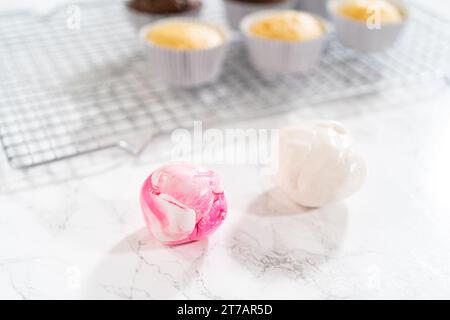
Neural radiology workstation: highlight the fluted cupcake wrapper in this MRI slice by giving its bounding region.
[328,0,407,52]
[240,10,328,74]
[243,36,326,74]
[145,45,229,87]
[224,0,298,30]
[139,20,230,87]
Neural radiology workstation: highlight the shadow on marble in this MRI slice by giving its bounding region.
[84,227,209,299]
[228,193,348,281]
[247,187,314,217]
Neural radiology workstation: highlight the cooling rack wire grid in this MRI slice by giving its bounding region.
[0,0,449,169]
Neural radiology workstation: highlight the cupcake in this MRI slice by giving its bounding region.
[240,10,328,73]
[328,0,407,52]
[126,0,203,29]
[140,18,230,87]
[297,0,329,18]
[224,0,298,29]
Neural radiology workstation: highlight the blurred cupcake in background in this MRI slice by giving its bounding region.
[241,10,328,73]
[224,0,298,29]
[140,18,230,87]
[126,0,203,29]
[328,0,407,52]
[297,0,329,18]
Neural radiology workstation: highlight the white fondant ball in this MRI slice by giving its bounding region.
[275,121,367,207]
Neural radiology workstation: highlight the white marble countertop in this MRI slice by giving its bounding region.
[1,0,450,300]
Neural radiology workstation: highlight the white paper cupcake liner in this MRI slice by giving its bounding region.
[297,0,328,18]
[224,0,298,29]
[328,0,407,52]
[139,19,230,87]
[126,5,202,30]
[240,10,328,74]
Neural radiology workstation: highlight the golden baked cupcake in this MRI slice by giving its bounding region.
[249,11,324,42]
[140,19,230,86]
[328,0,407,52]
[337,0,402,23]
[147,21,224,50]
[241,10,328,73]
[224,0,297,29]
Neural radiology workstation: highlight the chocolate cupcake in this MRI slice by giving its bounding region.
[128,0,202,14]
[126,0,203,29]
[224,0,298,29]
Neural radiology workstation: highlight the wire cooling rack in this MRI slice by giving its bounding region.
[0,0,449,169]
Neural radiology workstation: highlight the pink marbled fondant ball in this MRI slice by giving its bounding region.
[140,163,227,245]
